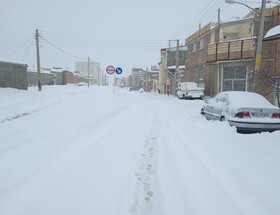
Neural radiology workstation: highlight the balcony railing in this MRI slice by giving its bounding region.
[207,38,256,63]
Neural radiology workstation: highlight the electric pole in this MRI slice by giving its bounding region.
[216,8,221,43]
[88,56,90,87]
[35,29,42,91]
[254,0,266,92]
[175,39,180,96]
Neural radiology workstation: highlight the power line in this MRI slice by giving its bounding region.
[40,36,87,60]
[40,30,168,51]
[178,1,225,41]
[172,0,224,41]
[41,30,167,44]
[4,37,34,58]
[22,39,34,61]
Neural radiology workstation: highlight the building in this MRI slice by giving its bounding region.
[75,61,102,85]
[131,67,146,89]
[183,5,280,105]
[27,67,62,86]
[158,45,187,95]
[142,71,159,92]
[0,60,28,90]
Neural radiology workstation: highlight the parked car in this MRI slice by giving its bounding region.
[177,82,204,99]
[201,91,280,133]
[77,82,88,86]
[128,87,137,92]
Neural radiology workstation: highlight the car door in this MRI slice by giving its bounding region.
[203,95,221,120]
[217,94,230,119]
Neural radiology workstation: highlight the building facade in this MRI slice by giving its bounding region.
[183,6,280,105]
[75,61,102,85]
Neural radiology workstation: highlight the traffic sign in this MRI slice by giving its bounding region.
[116,67,123,75]
[106,65,115,75]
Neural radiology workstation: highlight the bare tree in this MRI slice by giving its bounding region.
[259,70,280,107]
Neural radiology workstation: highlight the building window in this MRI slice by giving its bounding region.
[198,66,205,80]
[199,38,204,50]
[192,42,197,53]
[223,66,246,91]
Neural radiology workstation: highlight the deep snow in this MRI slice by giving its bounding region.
[0,85,279,215]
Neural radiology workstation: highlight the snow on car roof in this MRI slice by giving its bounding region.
[223,91,277,109]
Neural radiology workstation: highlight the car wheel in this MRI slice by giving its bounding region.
[220,116,225,121]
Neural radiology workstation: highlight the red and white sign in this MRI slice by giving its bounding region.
[106,65,115,75]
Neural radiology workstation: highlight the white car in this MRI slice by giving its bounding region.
[177,82,204,99]
[77,82,88,86]
[201,91,280,133]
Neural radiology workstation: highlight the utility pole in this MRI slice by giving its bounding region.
[175,39,180,96]
[216,8,221,43]
[35,29,42,91]
[254,0,266,92]
[146,68,148,92]
[98,66,100,86]
[88,56,90,87]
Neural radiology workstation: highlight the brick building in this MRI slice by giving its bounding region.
[62,70,89,85]
[184,5,280,105]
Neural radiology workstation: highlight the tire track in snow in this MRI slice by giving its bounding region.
[0,97,131,215]
[158,112,247,215]
[0,88,93,124]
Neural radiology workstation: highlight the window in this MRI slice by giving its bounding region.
[192,42,197,53]
[199,38,204,50]
[198,66,205,80]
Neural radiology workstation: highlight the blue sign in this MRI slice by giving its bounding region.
[116,67,123,75]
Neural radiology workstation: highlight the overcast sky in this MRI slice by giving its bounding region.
[0,0,270,76]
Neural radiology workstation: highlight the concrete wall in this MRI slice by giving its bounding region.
[0,61,28,90]
[27,71,55,86]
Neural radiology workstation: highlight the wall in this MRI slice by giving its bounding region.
[184,25,212,93]
[0,61,27,90]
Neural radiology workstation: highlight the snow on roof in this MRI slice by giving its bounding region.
[0,59,27,65]
[51,68,64,73]
[264,25,280,40]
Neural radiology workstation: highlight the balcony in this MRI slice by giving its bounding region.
[207,38,256,63]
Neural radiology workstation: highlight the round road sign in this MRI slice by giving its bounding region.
[106,65,115,75]
[116,67,123,75]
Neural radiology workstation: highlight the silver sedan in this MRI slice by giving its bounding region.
[201,91,280,133]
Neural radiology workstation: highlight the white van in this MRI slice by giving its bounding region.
[177,82,204,99]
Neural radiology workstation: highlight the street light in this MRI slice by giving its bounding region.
[225,0,266,92]
[225,0,261,13]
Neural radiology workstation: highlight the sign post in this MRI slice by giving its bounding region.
[106,66,123,93]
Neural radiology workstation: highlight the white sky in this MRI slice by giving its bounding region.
[0,0,271,76]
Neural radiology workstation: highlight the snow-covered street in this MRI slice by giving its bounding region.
[0,86,279,215]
